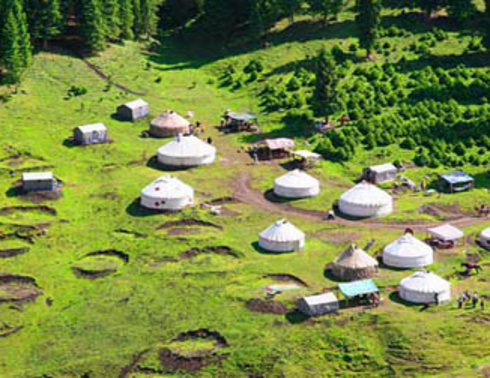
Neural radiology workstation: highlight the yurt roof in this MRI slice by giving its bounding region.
[124,99,148,110]
[141,176,193,199]
[77,123,107,133]
[340,182,392,207]
[481,227,490,239]
[158,135,216,158]
[384,233,433,258]
[259,219,305,242]
[274,170,319,189]
[151,111,190,129]
[334,244,378,270]
[400,271,450,293]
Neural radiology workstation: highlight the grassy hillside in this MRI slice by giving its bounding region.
[0,6,489,378]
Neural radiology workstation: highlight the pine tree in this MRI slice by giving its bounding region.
[356,0,381,59]
[119,0,134,39]
[26,0,63,48]
[312,48,339,117]
[485,0,490,50]
[79,0,106,52]
[103,0,121,40]
[136,0,161,38]
[307,0,344,23]
[0,0,32,82]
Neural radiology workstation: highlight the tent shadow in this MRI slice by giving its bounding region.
[285,309,310,324]
[388,292,424,309]
[62,138,79,149]
[323,267,346,283]
[146,156,195,172]
[264,189,296,204]
[126,198,166,218]
[251,241,296,255]
[5,186,22,198]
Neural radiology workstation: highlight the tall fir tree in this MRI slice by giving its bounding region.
[485,0,490,49]
[355,0,381,59]
[307,0,344,23]
[312,48,338,117]
[103,0,121,40]
[139,0,161,37]
[79,0,106,52]
[26,0,63,48]
[119,0,134,39]
[12,0,32,68]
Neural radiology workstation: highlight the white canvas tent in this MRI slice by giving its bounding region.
[383,232,434,269]
[140,176,194,211]
[157,134,216,167]
[399,270,451,304]
[297,293,339,316]
[273,170,320,199]
[427,224,464,242]
[338,182,393,218]
[117,99,150,121]
[479,228,490,249]
[258,219,305,252]
[363,163,398,184]
[73,123,108,145]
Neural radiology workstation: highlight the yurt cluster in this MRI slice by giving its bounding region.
[20,98,489,320]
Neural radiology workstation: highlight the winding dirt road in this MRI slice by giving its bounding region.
[233,172,488,231]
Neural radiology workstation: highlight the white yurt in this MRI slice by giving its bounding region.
[273,170,320,199]
[140,176,194,211]
[383,232,434,269]
[258,219,305,253]
[157,135,216,167]
[338,182,393,218]
[399,271,451,304]
[478,228,490,249]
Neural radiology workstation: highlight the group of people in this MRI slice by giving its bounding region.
[457,291,485,310]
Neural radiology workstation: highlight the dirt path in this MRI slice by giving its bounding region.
[81,58,146,96]
[233,172,488,231]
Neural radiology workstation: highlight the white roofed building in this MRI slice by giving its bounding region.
[73,123,108,145]
[383,232,434,269]
[140,176,194,211]
[297,293,339,316]
[258,219,305,253]
[22,172,57,192]
[157,134,216,167]
[338,182,393,218]
[363,163,398,184]
[117,99,150,121]
[274,170,320,199]
[399,270,451,304]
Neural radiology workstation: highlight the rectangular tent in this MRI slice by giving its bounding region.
[74,123,108,145]
[363,163,398,184]
[427,224,464,242]
[439,171,474,193]
[22,172,57,192]
[223,111,257,132]
[254,138,295,160]
[297,293,339,316]
[117,99,150,121]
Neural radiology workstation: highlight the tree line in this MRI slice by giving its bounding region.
[0,0,161,83]
[1,0,489,84]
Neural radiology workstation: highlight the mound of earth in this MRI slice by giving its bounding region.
[0,247,29,258]
[180,246,241,260]
[0,274,42,303]
[174,328,229,348]
[206,196,240,206]
[0,205,57,216]
[72,250,129,279]
[246,298,289,315]
[158,219,223,230]
[167,228,202,236]
[159,348,227,373]
[418,203,468,220]
[264,274,309,287]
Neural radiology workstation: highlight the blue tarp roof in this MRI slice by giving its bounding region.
[339,279,379,298]
[440,171,474,185]
[229,112,256,121]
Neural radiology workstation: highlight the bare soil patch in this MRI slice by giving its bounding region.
[159,348,227,373]
[0,205,57,216]
[0,274,42,303]
[205,197,240,206]
[0,247,29,259]
[180,246,242,260]
[418,203,469,220]
[158,219,223,230]
[167,228,201,236]
[264,273,309,287]
[72,250,129,279]
[246,298,289,315]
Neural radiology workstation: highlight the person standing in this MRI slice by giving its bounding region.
[457,296,463,309]
[472,293,479,309]
[481,297,485,311]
